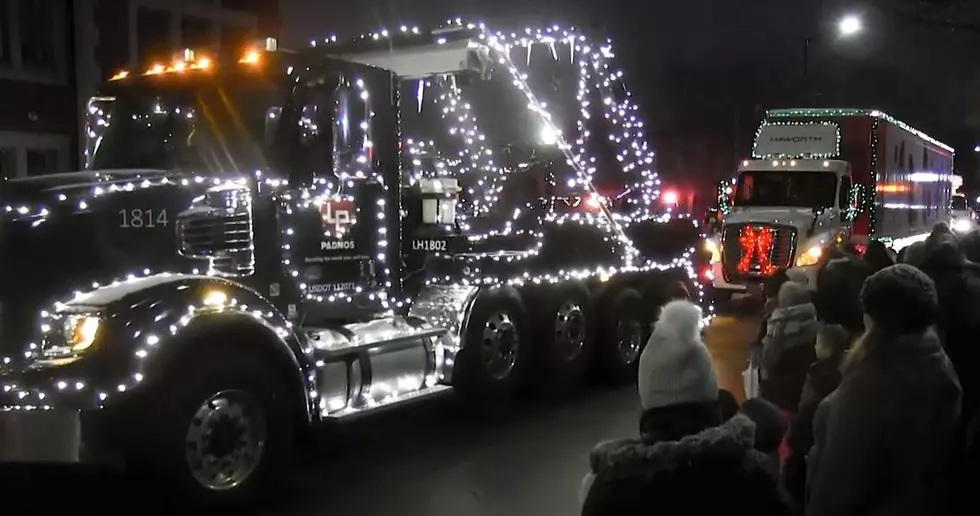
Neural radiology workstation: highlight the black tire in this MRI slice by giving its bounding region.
[527,282,596,395]
[145,348,295,507]
[453,286,530,402]
[640,276,669,333]
[595,287,646,384]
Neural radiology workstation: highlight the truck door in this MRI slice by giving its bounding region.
[280,75,383,306]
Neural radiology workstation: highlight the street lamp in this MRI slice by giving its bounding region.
[838,15,863,37]
[803,14,864,85]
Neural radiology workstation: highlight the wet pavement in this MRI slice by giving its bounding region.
[1,310,759,516]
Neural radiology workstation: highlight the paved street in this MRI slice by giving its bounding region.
[2,310,759,516]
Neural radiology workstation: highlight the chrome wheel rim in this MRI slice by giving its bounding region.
[185,389,267,491]
[616,318,644,365]
[482,311,520,380]
[554,301,586,360]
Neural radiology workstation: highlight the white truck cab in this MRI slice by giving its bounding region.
[949,193,974,234]
[706,158,851,297]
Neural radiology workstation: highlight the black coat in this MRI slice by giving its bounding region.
[784,358,843,514]
[919,250,980,424]
[806,330,961,516]
[814,257,873,335]
[581,414,790,516]
[761,340,817,413]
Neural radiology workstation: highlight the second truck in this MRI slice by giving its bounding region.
[706,108,956,301]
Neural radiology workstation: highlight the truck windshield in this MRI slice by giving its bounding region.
[87,77,283,174]
[734,170,838,209]
[951,196,968,210]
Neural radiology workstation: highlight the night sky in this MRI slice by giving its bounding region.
[279,0,980,196]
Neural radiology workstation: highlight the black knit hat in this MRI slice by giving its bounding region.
[860,263,938,334]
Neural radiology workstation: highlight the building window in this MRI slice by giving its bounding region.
[19,0,56,70]
[25,148,59,176]
[220,24,253,54]
[181,16,213,50]
[0,0,10,65]
[136,7,172,64]
[0,148,16,179]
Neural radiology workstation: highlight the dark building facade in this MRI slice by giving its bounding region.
[0,0,279,180]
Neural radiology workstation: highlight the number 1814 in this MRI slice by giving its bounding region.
[119,209,169,228]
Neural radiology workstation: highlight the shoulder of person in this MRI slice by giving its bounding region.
[588,437,644,474]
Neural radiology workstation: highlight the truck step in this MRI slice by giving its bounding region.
[304,318,450,360]
[324,384,453,421]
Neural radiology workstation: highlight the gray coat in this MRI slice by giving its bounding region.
[761,302,818,378]
[806,329,961,516]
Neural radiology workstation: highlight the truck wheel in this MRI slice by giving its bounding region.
[528,282,595,394]
[595,287,646,384]
[454,287,530,402]
[151,349,295,506]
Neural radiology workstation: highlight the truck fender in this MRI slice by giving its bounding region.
[60,274,313,422]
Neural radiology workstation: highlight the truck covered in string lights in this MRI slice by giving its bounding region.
[705,108,954,300]
[0,22,701,504]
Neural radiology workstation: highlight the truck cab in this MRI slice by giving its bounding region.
[950,194,974,234]
[709,158,851,294]
[0,23,697,505]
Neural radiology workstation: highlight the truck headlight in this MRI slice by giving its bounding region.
[703,238,722,263]
[66,315,102,353]
[952,218,973,233]
[795,246,823,267]
[41,314,102,359]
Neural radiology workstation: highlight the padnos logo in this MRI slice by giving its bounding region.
[320,199,355,233]
[321,240,355,251]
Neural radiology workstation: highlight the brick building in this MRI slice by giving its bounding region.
[0,0,279,180]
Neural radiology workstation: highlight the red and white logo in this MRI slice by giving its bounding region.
[320,199,355,233]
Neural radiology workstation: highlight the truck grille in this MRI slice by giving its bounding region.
[177,185,255,276]
[721,223,797,281]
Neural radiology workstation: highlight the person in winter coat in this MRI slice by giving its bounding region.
[581,299,790,516]
[739,397,789,472]
[916,224,980,423]
[760,281,818,412]
[958,227,980,264]
[784,323,850,514]
[813,248,871,335]
[806,264,962,516]
[899,239,927,267]
[863,239,894,272]
[749,270,791,364]
[954,413,980,516]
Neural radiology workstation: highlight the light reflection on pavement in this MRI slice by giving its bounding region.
[704,309,762,404]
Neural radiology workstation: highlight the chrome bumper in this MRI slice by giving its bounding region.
[0,408,112,464]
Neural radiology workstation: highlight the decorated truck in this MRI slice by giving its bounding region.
[706,108,955,300]
[0,22,700,504]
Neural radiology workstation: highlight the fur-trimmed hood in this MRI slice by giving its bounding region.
[588,414,758,477]
[579,414,790,514]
